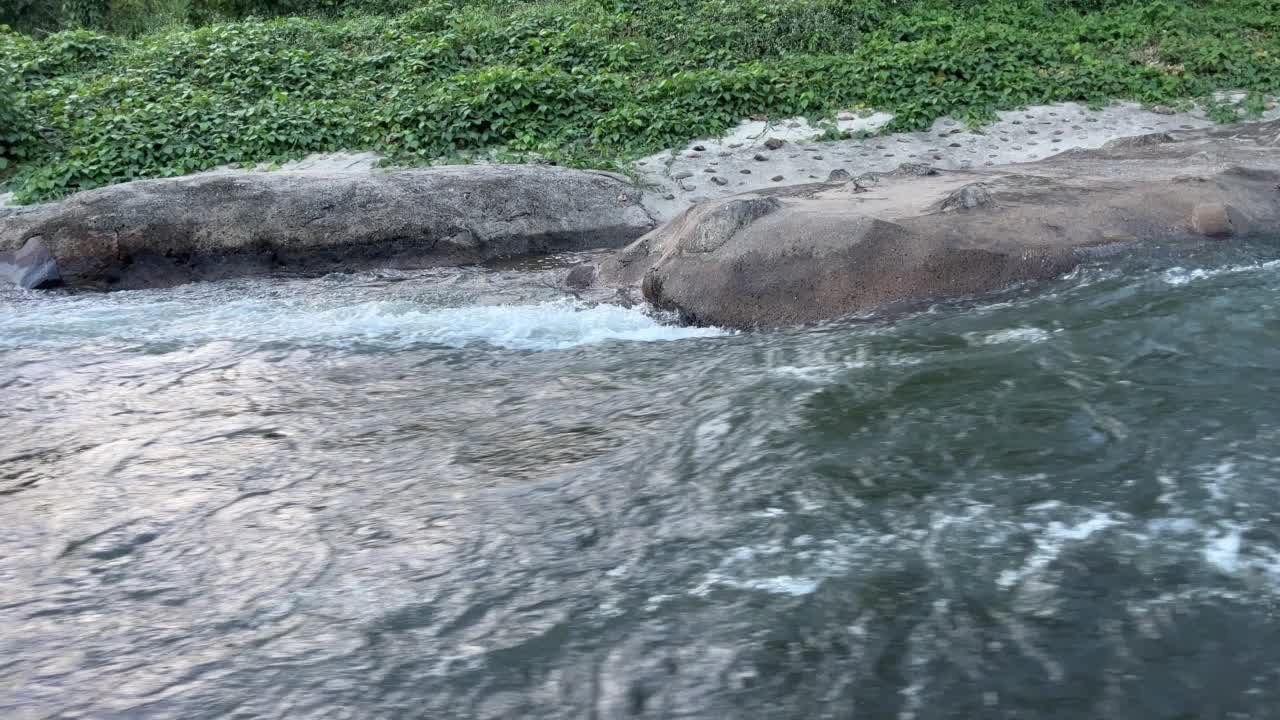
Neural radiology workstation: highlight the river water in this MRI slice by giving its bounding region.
[2,244,1280,719]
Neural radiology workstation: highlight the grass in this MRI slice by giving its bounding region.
[2,0,1279,202]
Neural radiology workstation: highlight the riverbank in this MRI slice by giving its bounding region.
[3,0,1280,203]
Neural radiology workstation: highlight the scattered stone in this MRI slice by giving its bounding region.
[948,143,963,148]
[753,153,769,161]
[1053,130,1065,135]
[897,163,937,176]
[703,168,716,173]
[729,143,743,148]
[1102,132,1174,149]
[786,122,801,129]
[1151,105,1176,115]
[563,262,597,289]
[764,137,786,150]
[663,193,676,200]
[693,145,707,151]
[812,155,824,160]
[827,169,853,182]
[1027,130,1038,135]
[771,175,784,182]
[673,170,694,179]
[942,183,993,210]
[739,169,752,174]
[711,176,729,186]
[1191,202,1234,237]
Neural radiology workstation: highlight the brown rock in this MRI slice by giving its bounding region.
[1191,203,1234,237]
[586,120,1280,328]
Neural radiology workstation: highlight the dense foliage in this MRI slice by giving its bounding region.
[2,0,1278,201]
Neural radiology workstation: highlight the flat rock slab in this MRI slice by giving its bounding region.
[635,100,1280,222]
[584,120,1280,328]
[0,165,655,289]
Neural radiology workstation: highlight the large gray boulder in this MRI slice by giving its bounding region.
[582,120,1280,328]
[0,164,655,289]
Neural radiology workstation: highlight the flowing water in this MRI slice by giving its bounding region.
[3,244,1280,719]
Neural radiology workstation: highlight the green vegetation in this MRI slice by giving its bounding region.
[2,0,1278,202]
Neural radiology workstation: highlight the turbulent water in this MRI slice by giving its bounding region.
[3,244,1280,719]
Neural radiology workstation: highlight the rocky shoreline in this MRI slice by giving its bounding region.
[3,116,1279,329]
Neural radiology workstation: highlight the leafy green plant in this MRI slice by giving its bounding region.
[1,0,1278,202]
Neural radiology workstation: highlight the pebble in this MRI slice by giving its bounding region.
[673,170,693,179]
[764,137,786,150]
[711,176,728,186]
[813,155,824,160]
[739,169,752,174]
[703,168,716,173]
[693,145,706,151]
[948,143,962,148]
[754,153,769,161]
[771,175,784,182]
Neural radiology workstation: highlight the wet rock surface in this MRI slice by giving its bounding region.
[0,237,61,289]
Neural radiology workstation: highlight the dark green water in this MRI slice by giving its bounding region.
[2,244,1279,719]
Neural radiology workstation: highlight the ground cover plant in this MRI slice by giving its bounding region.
[2,0,1278,202]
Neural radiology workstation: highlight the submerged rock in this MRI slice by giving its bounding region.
[583,120,1280,328]
[0,165,654,289]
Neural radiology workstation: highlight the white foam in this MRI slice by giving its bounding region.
[971,327,1052,346]
[998,512,1120,589]
[1161,260,1279,286]
[1205,526,1244,574]
[0,297,726,352]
